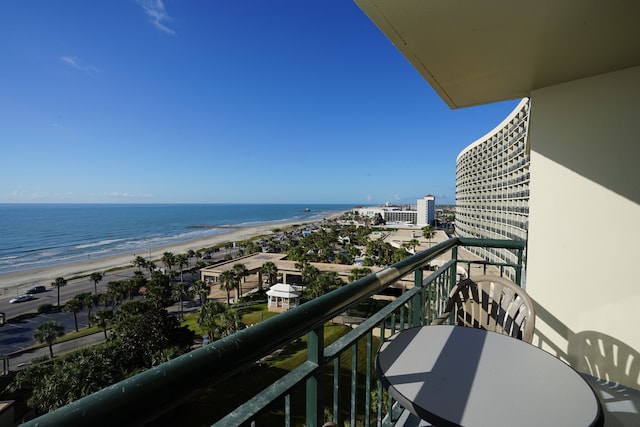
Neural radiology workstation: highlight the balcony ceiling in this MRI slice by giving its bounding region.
[355,0,640,108]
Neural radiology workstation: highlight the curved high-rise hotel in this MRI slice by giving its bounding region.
[455,98,530,278]
[353,0,639,394]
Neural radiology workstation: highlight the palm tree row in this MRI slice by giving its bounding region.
[13,297,196,415]
[63,292,101,332]
[48,266,203,344]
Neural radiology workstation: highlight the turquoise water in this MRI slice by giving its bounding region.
[0,203,352,274]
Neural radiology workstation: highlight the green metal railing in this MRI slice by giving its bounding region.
[22,237,525,427]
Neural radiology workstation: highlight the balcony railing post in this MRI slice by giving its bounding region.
[306,325,324,427]
[516,246,524,286]
[410,268,423,327]
[451,245,459,293]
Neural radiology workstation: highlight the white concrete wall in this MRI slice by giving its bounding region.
[526,66,640,388]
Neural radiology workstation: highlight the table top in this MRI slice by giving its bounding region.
[376,325,602,427]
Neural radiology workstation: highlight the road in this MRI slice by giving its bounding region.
[0,271,113,359]
[0,251,233,369]
[1,266,137,317]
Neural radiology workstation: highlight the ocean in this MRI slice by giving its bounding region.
[0,203,353,275]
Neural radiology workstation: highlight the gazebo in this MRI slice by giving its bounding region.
[266,283,301,312]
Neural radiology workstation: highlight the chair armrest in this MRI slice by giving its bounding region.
[430,311,451,325]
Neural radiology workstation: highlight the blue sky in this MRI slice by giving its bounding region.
[1,1,519,206]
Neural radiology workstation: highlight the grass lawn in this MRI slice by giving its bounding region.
[161,304,381,426]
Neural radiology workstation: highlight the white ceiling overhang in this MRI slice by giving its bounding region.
[355,0,640,108]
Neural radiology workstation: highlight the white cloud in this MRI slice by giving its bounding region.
[137,0,175,35]
[60,56,98,74]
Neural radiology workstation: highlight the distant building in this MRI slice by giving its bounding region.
[416,195,435,227]
[353,195,435,227]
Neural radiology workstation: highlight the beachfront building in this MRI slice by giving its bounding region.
[353,205,415,225]
[355,0,640,397]
[200,252,396,295]
[354,195,435,226]
[455,98,531,280]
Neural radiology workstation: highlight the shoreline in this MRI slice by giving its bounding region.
[0,217,324,293]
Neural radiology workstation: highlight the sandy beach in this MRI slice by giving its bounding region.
[0,218,321,294]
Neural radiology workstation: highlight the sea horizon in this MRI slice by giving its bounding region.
[0,203,356,275]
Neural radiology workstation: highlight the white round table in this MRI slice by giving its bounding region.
[376,325,602,427]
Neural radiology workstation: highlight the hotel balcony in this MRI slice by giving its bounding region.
[20,237,640,426]
[20,1,640,425]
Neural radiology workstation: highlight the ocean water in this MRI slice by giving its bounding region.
[0,203,352,275]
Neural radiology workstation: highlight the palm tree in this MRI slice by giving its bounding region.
[407,238,420,253]
[236,240,247,257]
[132,255,147,273]
[219,270,237,306]
[161,252,175,273]
[392,247,410,263]
[422,225,435,246]
[144,271,173,308]
[121,279,138,301]
[187,249,196,268]
[287,244,305,262]
[191,280,210,305]
[303,272,342,300]
[245,241,260,255]
[171,282,193,320]
[260,261,279,290]
[129,271,146,299]
[90,272,103,294]
[215,311,245,338]
[92,308,115,339]
[349,267,372,283]
[106,280,127,308]
[78,292,101,327]
[175,254,188,283]
[232,263,249,300]
[146,260,157,276]
[197,301,227,341]
[296,260,319,285]
[63,297,84,332]
[51,277,67,306]
[365,238,382,261]
[33,321,64,359]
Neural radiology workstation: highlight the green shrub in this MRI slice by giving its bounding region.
[37,304,54,314]
[239,290,267,303]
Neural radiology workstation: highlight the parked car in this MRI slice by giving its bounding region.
[9,294,35,304]
[26,285,46,294]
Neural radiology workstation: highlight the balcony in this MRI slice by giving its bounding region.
[21,237,639,426]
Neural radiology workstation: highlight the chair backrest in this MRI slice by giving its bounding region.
[446,275,536,343]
